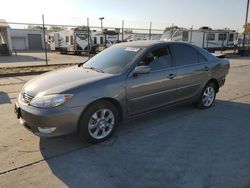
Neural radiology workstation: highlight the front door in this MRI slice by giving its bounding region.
[126,46,177,115]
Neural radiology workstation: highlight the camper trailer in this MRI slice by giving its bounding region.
[48,28,96,55]
[161,27,238,52]
[47,32,59,51]
[127,33,162,41]
[92,29,120,51]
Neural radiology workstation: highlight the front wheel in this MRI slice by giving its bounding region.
[78,101,119,144]
[195,82,216,109]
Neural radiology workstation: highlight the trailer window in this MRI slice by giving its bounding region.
[182,31,189,41]
[218,34,227,41]
[206,33,215,41]
[229,33,234,42]
[94,37,97,44]
[100,37,103,45]
[65,36,69,43]
[70,35,73,45]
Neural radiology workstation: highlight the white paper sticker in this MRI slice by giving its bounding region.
[125,47,140,52]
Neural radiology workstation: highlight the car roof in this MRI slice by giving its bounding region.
[113,40,217,61]
[113,40,167,48]
[113,40,198,48]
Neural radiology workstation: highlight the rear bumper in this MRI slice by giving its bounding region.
[218,78,226,88]
[15,102,84,137]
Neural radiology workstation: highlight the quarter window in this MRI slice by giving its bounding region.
[172,44,199,66]
[139,47,172,71]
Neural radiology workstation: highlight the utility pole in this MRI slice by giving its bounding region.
[87,17,90,59]
[243,0,250,49]
[99,17,104,30]
[171,23,174,40]
[149,21,152,40]
[42,14,48,65]
[122,20,124,42]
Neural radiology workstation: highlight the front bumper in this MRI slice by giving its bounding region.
[15,102,84,137]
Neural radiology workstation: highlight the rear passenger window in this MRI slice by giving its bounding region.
[139,47,172,71]
[172,44,198,66]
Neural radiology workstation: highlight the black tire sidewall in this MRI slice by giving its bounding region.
[79,101,119,143]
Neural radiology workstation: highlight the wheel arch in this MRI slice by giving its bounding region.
[208,78,219,92]
[77,97,124,132]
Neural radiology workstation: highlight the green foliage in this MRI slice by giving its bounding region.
[243,23,250,34]
[27,25,44,29]
[49,26,65,31]
[164,25,185,33]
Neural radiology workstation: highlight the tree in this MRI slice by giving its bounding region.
[223,27,230,30]
[164,25,185,33]
[123,29,133,34]
[27,25,44,30]
[243,23,250,34]
[76,25,89,30]
[49,26,65,31]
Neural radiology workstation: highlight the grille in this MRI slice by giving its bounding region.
[22,92,34,104]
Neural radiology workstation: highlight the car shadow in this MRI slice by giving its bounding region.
[0,54,47,63]
[0,91,11,104]
[39,99,250,187]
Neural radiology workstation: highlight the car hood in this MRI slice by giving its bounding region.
[23,66,113,96]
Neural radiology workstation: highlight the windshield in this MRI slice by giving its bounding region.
[82,47,140,74]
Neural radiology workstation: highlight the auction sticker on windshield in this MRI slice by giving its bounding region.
[125,47,140,52]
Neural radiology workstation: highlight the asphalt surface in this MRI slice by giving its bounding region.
[0,51,88,68]
[0,57,250,188]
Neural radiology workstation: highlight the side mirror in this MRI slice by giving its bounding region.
[133,66,151,75]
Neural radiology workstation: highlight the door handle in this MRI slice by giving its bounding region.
[203,66,209,71]
[167,73,176,79]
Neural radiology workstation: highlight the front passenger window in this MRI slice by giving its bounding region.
[139,47,172,71]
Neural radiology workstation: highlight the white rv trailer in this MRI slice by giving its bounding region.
[93,29,120,46]
[161,27,238,52]
[126,33,162,41]
[47,32,59,51]
[48,28,96,54]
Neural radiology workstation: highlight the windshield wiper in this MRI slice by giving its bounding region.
[82,66,104,73]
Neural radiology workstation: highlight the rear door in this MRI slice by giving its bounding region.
[126,45,177,115]
[171,43,210,102]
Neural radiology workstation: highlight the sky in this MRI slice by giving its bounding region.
[0,0,248,32]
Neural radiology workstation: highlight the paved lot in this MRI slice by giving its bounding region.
[0,57,250,188]
[0,51,88,68]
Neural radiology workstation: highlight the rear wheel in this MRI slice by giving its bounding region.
[78,101,119,143]
[195,82,216,109]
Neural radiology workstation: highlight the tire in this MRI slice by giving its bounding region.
[195,82,217,109]
[78,101,119,144]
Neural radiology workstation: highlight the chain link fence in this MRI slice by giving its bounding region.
[0,16,249,65]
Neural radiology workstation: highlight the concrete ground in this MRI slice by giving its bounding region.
[0,51,88,68]
[0,57,250,188]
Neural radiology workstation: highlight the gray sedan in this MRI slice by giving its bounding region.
[15,41,229,143]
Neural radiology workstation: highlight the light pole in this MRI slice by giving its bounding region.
[99,17,104,29]
[243,0,250,49]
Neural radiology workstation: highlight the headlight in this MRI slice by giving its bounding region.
[30,94,73,108]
